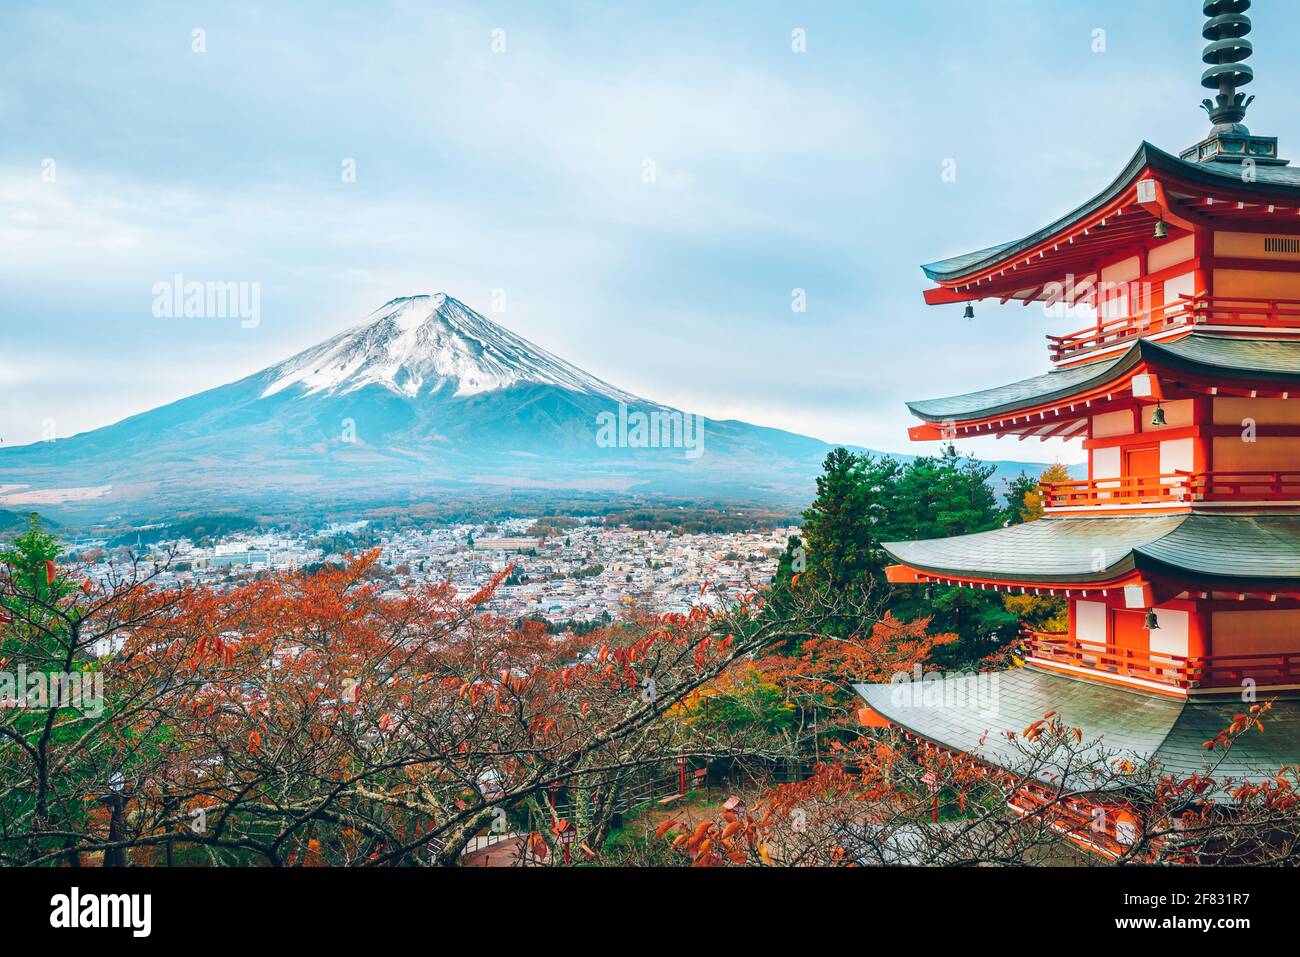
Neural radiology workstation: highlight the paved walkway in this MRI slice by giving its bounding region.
[460,833,528,867]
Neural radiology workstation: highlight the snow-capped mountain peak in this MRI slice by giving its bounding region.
[261,294,638,402]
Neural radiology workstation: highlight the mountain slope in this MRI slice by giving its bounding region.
[0,295,1070,519]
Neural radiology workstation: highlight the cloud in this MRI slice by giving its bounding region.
[2,0,1295,468]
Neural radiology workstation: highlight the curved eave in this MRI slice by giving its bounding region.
[854,669,1182,792]
[883,514,1300,589]
[1140,335,1300,383]
[905,343,1139,424]
[906,334,1300,428]
[1131,514,1300,584]
[884,557,1140,589]
[881,515,1181,586]
[921,141,1160,283]
[921,141,1300,289]
[855,670,1300,796]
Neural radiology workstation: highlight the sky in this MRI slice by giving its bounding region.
[3,0,1299,464]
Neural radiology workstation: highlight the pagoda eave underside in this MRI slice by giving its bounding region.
[905,333,1300,439]
[886,562,1300,603]
[922,142,1300,304]
[882,513,1300,599]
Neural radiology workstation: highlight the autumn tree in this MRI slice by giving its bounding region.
[646,702,1299,867]
[0,527,851,867]
[1001,463,1072,635]
[0,515,188,866]
[1018,462,1073,523]
[1002,472,1037,526]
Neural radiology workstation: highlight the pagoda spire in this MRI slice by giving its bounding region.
[1199,0,1255,129]
[1181,0,1285,165]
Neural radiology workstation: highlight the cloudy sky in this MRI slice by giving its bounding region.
[3,0,1298,464]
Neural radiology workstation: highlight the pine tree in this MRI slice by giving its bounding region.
[770,535,805,590]
[886,445,1001,542]
[1002,472,1038,525]
[886,449,1018,667]
[800,449,880,591]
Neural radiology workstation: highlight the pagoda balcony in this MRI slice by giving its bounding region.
[1039,470,1300,510]
[1021,630,1300,692]
[1047,295,1300,364]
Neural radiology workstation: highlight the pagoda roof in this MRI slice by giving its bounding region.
[906,333,1300,424]
[922,141,1300,286]
[883,513,1300,587]
[855,668,1300,796]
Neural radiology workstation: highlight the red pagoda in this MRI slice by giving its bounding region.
[856,0,1300,857]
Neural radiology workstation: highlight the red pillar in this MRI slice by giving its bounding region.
[1193,229,1213,298]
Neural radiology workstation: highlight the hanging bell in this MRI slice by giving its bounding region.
[962,304,975,320]
[1154,219,1168,240]
[1144,609,1160,630]
[1151,402,1167,427]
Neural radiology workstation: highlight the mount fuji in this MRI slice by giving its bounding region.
[0,295,1059,521]
[259,294,640,404]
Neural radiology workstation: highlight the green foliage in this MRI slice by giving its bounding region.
[793,447,1019,666]
[1,513,63,593]
[884,445,1000,542]
[0,515,107,864]
[708,677,796,735]
[516,610,613,636]
[881,447,1018,664]
[800,449,897,592]
[1002,472,1038,526]
[769,535,803,590]
[106,513,256,548]
[681,670,796,737]
[1,514,77,659]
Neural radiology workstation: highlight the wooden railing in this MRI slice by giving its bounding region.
[1021,631,1300,690]
[1021,631,1195,687]
[1047,295,1300,362]
[1040,472,1191,508]
[1040,470,1300,508]
[1186,470,1300,501]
